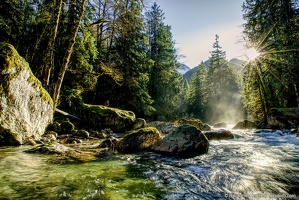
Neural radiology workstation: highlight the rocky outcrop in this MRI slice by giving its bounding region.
[203,129,234,140]
[233,120,256,129]
[117,127,161,153]
[78,104,136,132]
[151,125,209,158]
[0,43,53,145]
[175,118,211,131]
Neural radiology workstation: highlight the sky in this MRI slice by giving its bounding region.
[151,0,249,68]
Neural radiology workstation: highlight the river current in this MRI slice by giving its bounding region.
[0,128,298,200]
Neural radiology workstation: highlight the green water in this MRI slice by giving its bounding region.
[0,146,165,200]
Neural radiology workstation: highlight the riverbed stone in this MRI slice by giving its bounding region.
[116,127,161,153]
[203,129,234,140]
[152,125,209,158]
[0,43,53,145]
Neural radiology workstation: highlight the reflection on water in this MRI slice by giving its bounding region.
[0,129,299,199]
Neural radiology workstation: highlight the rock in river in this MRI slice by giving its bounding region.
[0,43,53,145]
[117,127,161,153]
[203,129,234,140]
[151,125,209,158]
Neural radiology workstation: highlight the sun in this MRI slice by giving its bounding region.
[243,48,260,61]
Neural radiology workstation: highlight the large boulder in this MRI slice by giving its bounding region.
[0,43,53,145]
[78,104,136,132]
[203,129,234,140]
[117,127,161,153]
[152,125,209,158]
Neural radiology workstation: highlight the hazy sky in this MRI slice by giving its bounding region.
[152,0,247,68]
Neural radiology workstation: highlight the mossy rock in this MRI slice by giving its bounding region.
[79,104,136,132]
[60,120,75,134]
[0,43,53,145]
[73,130,89,138]
[175,118,211,131]
[116,127,161,153]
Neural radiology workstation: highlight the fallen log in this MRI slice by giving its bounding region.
[55,108,81,120]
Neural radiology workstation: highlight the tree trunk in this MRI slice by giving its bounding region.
[52,0,87,110]
[42,0,63,88]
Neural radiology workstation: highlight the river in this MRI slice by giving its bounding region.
[0,128,298,199]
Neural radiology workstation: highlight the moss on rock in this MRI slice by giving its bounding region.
[79,104,136,132]
[0,43,53,145]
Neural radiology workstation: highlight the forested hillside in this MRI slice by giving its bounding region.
[0,0,298,124]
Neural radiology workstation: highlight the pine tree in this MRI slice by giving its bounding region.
[145,2,181,120]
[186,63,208,119]
[206,35,242,123]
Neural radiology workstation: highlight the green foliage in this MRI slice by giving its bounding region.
[205,35,243,123]
[186,63,208,119]
[145,2,181,120]
[242,0,299,122]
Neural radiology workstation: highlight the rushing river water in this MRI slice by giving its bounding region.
[0,128,298,200]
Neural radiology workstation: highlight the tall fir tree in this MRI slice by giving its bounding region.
[186,63,208,119]
[145,2,181,120]
[206,35,242,123]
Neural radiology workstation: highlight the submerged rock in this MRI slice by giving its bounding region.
[116,127,161,153]
[203,129,234,140]
[78,104,136,132]
[26,142,97,162]
[152,125,209,158]
[0,43,53,145]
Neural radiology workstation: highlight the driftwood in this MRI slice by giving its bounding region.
[55,108,81,120]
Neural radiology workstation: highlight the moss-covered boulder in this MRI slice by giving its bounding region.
[116,127,161,153]
[78,104,136,132]
[175,118,211,131]
[152,125,209,158]
[0,43,53,145]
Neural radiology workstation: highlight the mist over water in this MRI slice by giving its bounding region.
[207,92,245,124]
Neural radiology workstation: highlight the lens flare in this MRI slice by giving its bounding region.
[243,48,260,61]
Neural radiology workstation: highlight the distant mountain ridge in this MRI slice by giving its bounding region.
[183,58,245,82]
[177,63,191,74]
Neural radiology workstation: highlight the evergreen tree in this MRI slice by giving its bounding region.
[242,0,299,121]
[206,35,242,123]
[145,2,181,120]
[186,63,208,119]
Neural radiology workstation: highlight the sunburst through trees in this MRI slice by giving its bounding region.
[242,0,299,122]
